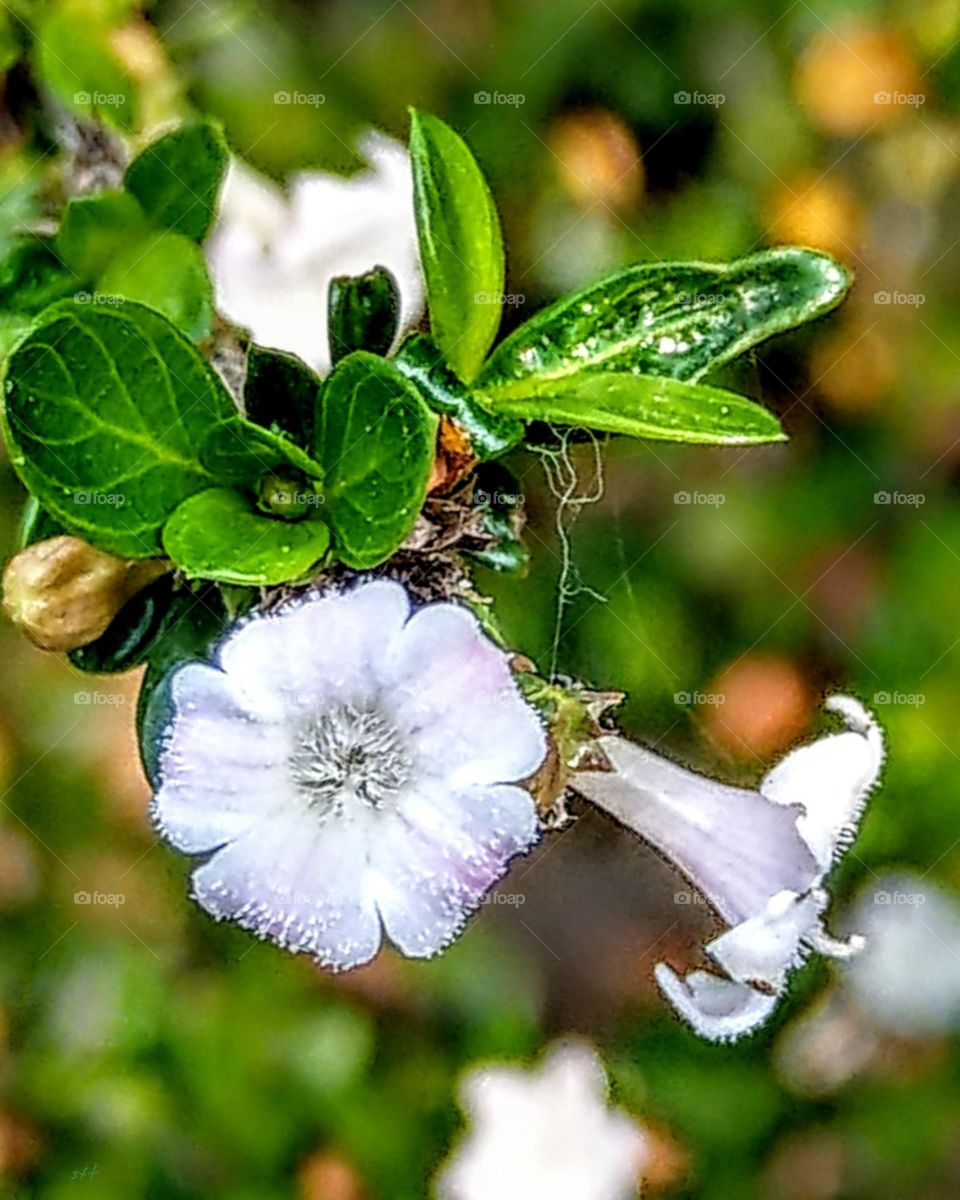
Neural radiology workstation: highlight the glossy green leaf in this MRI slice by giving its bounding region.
[15,496,67,551]
[244,345,321,449]
[477,248,852,399]
[35,6,137,131]
[315,352,438,568]
[483,372,786,445]
[393,334,523,461]
[409,110,505,383]
[200,415,324,486]
[57,192,149,278]
[124,121,229,244]
[162,488,331,585]
[1,300,237,558]
[136,583,231,786]
[328,266,400,365]
[0,237,81,314]
[98,231,213,341]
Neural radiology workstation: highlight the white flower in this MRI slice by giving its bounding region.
[435,1041,648,1200]
[572,696,885,1041]
[151,581,546,970]
[845,873,960,1036]
[206,131,424,374]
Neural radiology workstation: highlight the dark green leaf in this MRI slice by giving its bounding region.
[124,121,229,244]
[477,248,852,399]
[200,416,324,487]
[315,352,438,568]
[57,192,149,278]
[136,583,231,786]
[1,300,238,558]
[409,110,505,383]
[162,488,331,585]
[244,345,321,448]
[0,237,81,314]
[393,334,523,460]
[328,266,400,365]
[483,372,786,445]
[98,232,213,342]
[70,573,180,674]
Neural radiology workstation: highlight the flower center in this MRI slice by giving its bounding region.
[289,703,410,814]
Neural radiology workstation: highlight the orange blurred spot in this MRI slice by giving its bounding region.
[298,1151,366,1200]
[640,1122,690,1193]
[548,109,644,211]
[809,322,898,415]
[0,1111,41,1176]
[795,26,921,138]
[765,172,860,260]
[0,830,39,908]
[704,655,813,760]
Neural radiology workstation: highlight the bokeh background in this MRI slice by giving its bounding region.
[1,0,960,1196]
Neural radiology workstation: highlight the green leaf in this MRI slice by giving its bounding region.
[0,237,81,314]
[409,110,505,384]
[57,192,149,278]
[200,415,324,486]
[35,6,138,131]
[244,345,321,448]
[477,248,852,399]
[1,300,238,558]
[328,266,400,365]
[393,334,523,461]
[70,573,179,674]
[315,352,438,568]
[98,232,213,342]
[162,488,331,585]
[136,583,231,786]
[15,496,67,551]
[483,372,786,446]
[124,121,229,244]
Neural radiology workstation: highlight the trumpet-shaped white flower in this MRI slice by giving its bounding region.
[572,696,884,1041]
[206,132,424,373]
[435,1041,648,1200]
[151,581,545,969]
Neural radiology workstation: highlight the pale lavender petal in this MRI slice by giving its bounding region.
[573,735,817,924]
[371,783,539,958]
[653,964,779,1042]
[761,696,884,870]
[190,813,382,970]
[707,890,822,989]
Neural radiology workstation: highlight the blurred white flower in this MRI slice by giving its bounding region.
[435,1041,648,1200]
[845,872,960,1035]
[573,696,884,1041]
[206,132,424,373]
[152,581,545,969]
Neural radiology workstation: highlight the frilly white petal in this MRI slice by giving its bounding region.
[707,890,822,989]
[653,964,780,1042]
[761,696,884,871]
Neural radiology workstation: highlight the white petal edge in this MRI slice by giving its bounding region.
[654,964,780,1042]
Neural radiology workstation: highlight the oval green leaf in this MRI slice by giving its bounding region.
[409,110,505,384]
[162,488,331,585]
[328,265,400,365]
[124,121,229,244]
[482,372,786,446]
[477,247,851,399]
[315,352,438,568]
